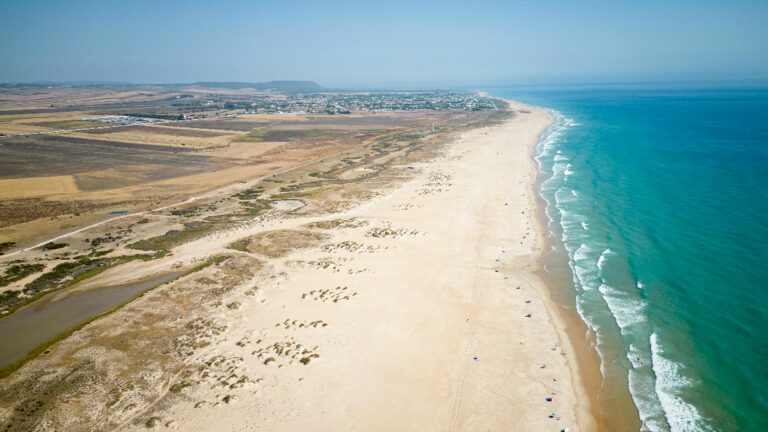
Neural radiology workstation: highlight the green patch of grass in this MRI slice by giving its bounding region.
[88,249,114,257]
[227,238,250,252]
[41,242,68,250]
[234,188,262,200]
[0,242,16,255]
[265,178,285,183]
[106,387,123,408]
[375,133,424,142]
[0,263,45,288]
[270,191,312,200]
[237,199,271,217]
[233,130,267,142]
[22,258,112,298]
[170,208,199,217]
[299,354,319,365]
[127,221,216,252]
[0,288,21,304]
[235,129,352,143]
[145,416,162,428]
[308,172,321,177]
[169,381,192,393]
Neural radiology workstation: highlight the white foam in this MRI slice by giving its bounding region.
[628,368,670,432]
[598,284,648,331]
[597,248,613,271]
[650,333,712,432]
[569,257,600,292]
[552,161,568,177]
[564,163,575,176]
[627,343,649,369]
[555,187,577,205]
[574,243,592,261]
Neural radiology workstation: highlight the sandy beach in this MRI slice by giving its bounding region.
[0,102,595,431]
[162,101,593,430]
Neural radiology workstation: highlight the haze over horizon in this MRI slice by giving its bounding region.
[1,0,767,87]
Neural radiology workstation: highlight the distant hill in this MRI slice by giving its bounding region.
[189,81,325,93]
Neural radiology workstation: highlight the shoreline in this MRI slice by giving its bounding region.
[527,104,641,431]
[512,101,601,431]
[526,105,604,431]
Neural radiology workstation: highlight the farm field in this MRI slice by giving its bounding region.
[0,85,501,247]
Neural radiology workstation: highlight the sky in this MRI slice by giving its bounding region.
[1,0,767,88]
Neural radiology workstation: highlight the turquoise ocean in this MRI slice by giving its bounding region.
[486,86,768,431]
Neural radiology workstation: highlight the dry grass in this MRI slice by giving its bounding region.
[229,230,330,258]
[0,176,78,199]
[63,128,239,149]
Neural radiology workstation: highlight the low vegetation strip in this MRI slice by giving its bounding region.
[127,221,218,253]
[0,253,154,318]
[0,264,45,288]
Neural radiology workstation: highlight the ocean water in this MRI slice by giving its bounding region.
[486,86,768,431]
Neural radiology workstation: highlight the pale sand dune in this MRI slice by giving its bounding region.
[155,102,594,431]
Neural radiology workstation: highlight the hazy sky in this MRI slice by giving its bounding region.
[1,0,767,87]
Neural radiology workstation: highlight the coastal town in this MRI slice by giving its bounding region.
[192,91,500,115]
